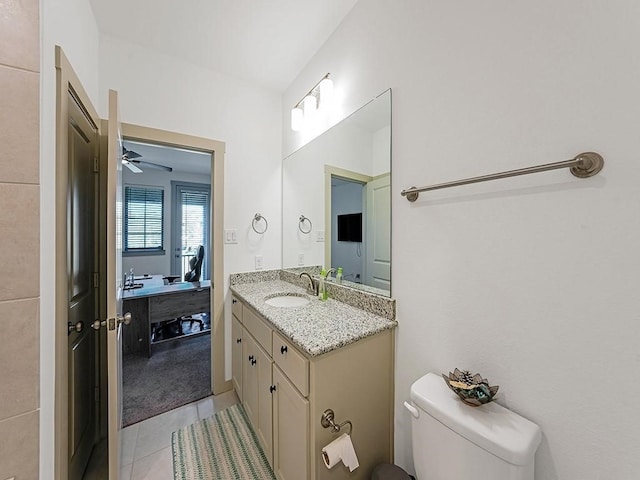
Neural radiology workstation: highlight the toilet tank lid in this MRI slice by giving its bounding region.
[410,373,541,466]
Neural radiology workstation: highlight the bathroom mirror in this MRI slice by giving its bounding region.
[282,89,391,296]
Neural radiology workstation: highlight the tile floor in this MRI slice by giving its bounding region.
[83,390,240,480]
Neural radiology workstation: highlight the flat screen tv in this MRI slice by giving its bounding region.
[337,213,362,242]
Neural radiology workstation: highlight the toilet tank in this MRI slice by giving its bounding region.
[407,373,541,480]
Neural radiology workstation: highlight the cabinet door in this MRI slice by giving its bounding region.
[242,333,259,426]
[231,295,243,320]
[273,365,309,480]
[232,315,243,401]
[256,344,273,466]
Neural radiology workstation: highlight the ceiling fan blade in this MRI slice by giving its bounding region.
[131,159,173,172]
[122,160,143,173]
[122,146,142,160]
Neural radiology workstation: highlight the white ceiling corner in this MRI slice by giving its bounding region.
[88,0,358,91]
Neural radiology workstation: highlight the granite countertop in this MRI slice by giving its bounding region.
[230,279,397,357]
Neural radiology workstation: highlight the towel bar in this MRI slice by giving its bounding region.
[401,151,604,202]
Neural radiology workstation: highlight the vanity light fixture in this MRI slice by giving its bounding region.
[290,73,333,131]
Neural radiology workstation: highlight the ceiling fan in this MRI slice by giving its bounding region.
[122,146,173,173]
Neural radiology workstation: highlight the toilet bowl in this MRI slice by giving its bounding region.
[404,373,541,480]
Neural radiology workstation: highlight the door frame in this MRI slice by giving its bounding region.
[121,123,229,397]
[54,46,103,480]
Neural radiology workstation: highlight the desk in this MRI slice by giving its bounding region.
[123,279,211,357]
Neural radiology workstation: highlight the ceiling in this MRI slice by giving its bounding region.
[88,0,358,92]
[123,140,211,175]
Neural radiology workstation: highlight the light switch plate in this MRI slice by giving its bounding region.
[316,230,325,242]
[255,255,263,270]
[224,229,238,244]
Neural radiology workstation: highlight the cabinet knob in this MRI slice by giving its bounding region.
[251,358,257,366]
[248,355,254,362]
[236,338,242,343]
[280,345,288,355]
[269,385,276,393]
[232,299,237,304]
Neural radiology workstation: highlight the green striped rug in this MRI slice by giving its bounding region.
[172,404,276,480]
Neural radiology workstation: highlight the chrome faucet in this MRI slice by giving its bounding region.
[299,272,318,295]
[324,268,336,279]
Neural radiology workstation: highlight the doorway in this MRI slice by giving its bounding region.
[331,176,365,283]
[54,46,230,480]
[119,139,213,426]
[118,124,228,399]
[324,165,391,291]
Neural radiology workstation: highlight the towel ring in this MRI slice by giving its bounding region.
[299,215,312,234]
[252,213,268,234]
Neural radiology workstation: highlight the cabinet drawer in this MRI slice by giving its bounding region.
[232,296,243,321]
[243,306,272,356]
[273,332,309,397]
[150,288,210,321]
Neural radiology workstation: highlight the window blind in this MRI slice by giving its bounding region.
[124,186,164,251]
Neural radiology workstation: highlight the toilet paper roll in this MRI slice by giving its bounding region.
[321,433,360,472]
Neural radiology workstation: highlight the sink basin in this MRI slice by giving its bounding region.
[264,294,310,308]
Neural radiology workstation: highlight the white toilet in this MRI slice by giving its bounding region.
[404,372,541,480]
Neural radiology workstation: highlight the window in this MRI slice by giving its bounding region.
[123,185,165,254]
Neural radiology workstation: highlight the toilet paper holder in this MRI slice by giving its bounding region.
[321,408,353,435]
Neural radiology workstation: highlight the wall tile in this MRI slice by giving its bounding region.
[0,66,39,184]
[0,0,39,72]
[0,410,39,480]
[0,298,39,421]
[0,183,39,301]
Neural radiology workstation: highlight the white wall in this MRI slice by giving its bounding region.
[40,0,101,477]
[283,1,640,478]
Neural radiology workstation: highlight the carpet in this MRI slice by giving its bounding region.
[123,333,211,427]
[172,404,276,480]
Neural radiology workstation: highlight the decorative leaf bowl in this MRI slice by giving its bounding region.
[442,369,499,407]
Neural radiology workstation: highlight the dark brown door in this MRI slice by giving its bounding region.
[66,88,98,480]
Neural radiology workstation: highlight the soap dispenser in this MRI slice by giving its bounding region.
[336,267,343,284]
[318,269,327,300]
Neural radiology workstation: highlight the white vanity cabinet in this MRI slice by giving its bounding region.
[232,295,394,480]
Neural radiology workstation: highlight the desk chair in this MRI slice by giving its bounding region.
[154,246,206,341]
[179,245,205,332]
[184,245,204,282]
